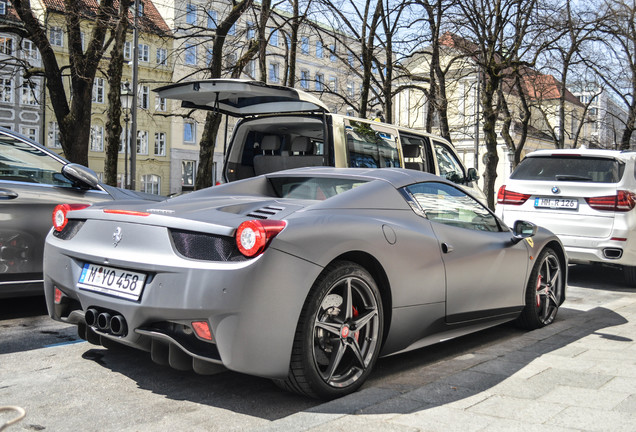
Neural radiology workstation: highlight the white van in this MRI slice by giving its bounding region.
[156,79,484,199]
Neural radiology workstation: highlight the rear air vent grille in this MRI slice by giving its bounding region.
[170,229,246,262]
[246,205,285,220]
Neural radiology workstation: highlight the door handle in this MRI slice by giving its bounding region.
[441,242,454,254]
[0,189,18,200]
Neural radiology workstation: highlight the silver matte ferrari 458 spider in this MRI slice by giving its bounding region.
[44,168,566,399]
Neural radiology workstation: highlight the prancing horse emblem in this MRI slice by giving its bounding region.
[113,227,122,247]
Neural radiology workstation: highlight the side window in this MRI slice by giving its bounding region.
[433,140,465,183]
[402,181,500,232]
[0,135,72,187]
[400,134,429,172]
[346,120,399,168]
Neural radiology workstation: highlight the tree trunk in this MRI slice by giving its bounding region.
[104,0,131,186]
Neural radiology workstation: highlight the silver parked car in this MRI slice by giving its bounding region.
[44,167,566,399]
[0,127,162,298]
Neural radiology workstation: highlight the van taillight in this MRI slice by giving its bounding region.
[497,185,531,205]
[585,191,636,212]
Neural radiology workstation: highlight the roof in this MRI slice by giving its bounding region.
[39,0,171,36]
[439,32,583,107]
[528,148,636,161]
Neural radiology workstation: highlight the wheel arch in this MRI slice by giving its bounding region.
[327,251,393,348]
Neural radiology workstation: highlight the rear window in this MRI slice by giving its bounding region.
[346,120,400,168]
[510,156,625,183]
[269,176,368,200]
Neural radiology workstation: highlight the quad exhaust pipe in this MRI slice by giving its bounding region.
[84,308,127,336]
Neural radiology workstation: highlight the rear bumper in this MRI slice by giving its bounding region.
[44,232,324,379]
[560,234,636,266]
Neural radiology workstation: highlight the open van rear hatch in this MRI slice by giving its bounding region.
[154,79,329,117]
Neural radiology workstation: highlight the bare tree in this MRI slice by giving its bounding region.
[104,0,132,187]
[594,0,636,150]
[454,0,539,209]
[6,0,120,165]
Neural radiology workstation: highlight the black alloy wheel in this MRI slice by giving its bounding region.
[516,247,563,329]
[278,261,383,399]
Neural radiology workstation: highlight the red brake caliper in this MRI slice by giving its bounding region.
[352,306,360,342]
[536,274,543,307]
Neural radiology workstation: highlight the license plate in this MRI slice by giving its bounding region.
[78,263,146,301]
[534,197,579,210]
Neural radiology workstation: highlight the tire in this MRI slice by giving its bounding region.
[277,261,384,400]
[516,247,564,330]
[624,265,636,286]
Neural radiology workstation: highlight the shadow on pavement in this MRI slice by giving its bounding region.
[77,263,631,420]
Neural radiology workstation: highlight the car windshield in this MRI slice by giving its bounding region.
[510,156,625,183]
[268,176,368,200]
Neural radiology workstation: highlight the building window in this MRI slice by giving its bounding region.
[156,47,167,65]
[226,52,237,68]
[246,21,255,40]
[20,126,38,141]
[0,0,6,15]
[0,37,14,55]
[182,160,195,187]
[80,31,85,52]
[0,78,13,103]
[90,125,104,152]
[186,3,197,25]
[184,121,196,143]
[329,44,336,62]
[155,96,166,112]
[207,10,217,29]
[137,0,144,15]
[329,76,337,91]
[245,59,256,78]
[92,78,105,103]
[301,37,309,55]
[185,43,196,65]
[48,122,61,148]
[138,85,149,109]
[206,46,214,66]
[228,22,236,36]
[300,70,309,89]
[314,73,324,91]
[268,62,279,83]
[137,130,148,154]
[154,132,166,156]
[22,40,39,63]
[141,174,161,195]
[20,81,39,105]
[269,29,278,46]
[138,43,149,62]
[315,40,323,58]
[347,81,355,97]
[348,52,355,67]
[124,41,132,60]
[50,27,63,47]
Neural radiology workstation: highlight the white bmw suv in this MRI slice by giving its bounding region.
[496,148,636,284]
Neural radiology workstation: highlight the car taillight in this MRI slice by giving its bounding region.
[103,209,151,216]
[585,190,636,212]
[497,185,531,205]
[52,204,90,232]
[235,220,287,257]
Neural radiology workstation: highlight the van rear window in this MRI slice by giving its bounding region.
[346,121,399,168]
[511,156,624,183]
[269,176,368,200]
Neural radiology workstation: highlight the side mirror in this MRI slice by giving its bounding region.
[466,167,479,183]
[62,163,99,190]
[512,220,537,243]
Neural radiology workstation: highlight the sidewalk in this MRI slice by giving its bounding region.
[260,272,636,432]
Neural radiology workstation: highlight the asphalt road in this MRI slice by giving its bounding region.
[0,264,632,431]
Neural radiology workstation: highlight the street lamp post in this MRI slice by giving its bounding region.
[120,82,134,189]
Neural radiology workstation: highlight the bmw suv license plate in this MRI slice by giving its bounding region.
[534,197,579,210]
[78,263,146,301]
